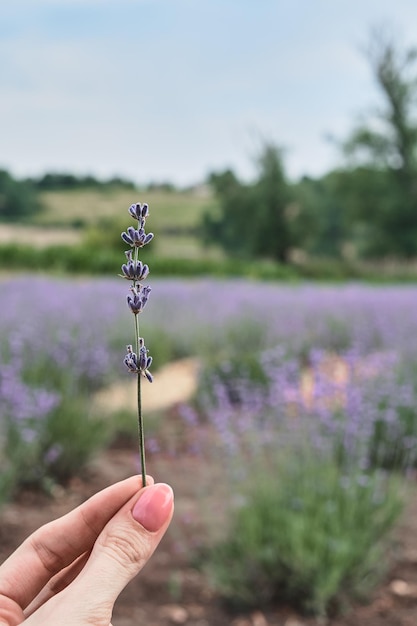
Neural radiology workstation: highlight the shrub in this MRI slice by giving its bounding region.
[186,343,416,616]
[0,277,122,495]
[40,397,109,484]
[208,455,402,616]
[0,353,110,493]
[197,347,417,473]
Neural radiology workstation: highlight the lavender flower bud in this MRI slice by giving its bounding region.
[120,260,150,281]
[140,284,152,304]
[124,344,139,372]
[128,203,149,221]
[124,343,153,381]
[126,292,141,315]
[121,227,154,248]
[139,340,153,382]
[126,285,152,314]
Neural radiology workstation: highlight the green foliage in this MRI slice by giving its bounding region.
[6,240,417,280]
[368,365,417,471]
[83,216,132,253]
[202,169,254,256]
[28,172,136,191]
[0,242,298,279]
[253,144,293,262]
[0,169,41,222]
[202,143,293,262]
[288,32,417,261]
[0,320,112,494]
[340,31,417,257]
[3,396,108,491]
[294,172,361,258]
[41,397,109,484]
[207,455,403,617]
[197,320,271,407]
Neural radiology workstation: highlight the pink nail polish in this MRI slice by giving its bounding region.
[132,483,173,531]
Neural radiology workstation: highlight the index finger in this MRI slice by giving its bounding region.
[0,475,153,610]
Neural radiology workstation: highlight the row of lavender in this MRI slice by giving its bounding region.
[1,276,417,477]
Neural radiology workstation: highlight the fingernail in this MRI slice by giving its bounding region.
[132,483,173,532]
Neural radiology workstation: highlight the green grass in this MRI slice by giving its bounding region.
[152,233,225,259]
[27,187,218,261]
[35,187,213,230]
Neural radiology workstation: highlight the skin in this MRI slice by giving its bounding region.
[0,475,174,626]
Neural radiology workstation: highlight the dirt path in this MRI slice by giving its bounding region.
[94,358,200,414]
[0,224,80,247]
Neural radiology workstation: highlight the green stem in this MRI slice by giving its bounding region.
[137,370,146,487]
[133,247,146,487]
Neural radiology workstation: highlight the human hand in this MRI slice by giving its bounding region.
[0,476,174,625]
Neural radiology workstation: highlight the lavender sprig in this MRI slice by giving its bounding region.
[121,202,154,486]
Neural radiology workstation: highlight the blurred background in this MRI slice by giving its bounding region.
[2,2,417,625]
[1,0,417,274]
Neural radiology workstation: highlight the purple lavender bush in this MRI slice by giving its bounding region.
[0,360,60,497]
[176,285,417,616]
[120,202,154,486]
[195,346,417,473]
[0,277,122,495]
[184,350,408,615]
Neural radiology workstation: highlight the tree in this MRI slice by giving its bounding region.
[293,174,350,258]
[342,29,417,257]
[0,170,40,221]
[202,144,293,262]
[251,144,292,262]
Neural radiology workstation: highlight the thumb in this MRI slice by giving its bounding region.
[52,483,173,625]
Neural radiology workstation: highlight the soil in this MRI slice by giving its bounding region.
[1,360,417,625]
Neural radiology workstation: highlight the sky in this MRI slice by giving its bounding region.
[1,0,417,186]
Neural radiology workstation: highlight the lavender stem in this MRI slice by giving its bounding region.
[134,306,147,486]
[121,202,154,488]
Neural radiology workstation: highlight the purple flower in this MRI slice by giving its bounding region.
[126,285,152,315]
[121,225,154,248]
[128,202,150,221]
[121,253,150,281]
[121,202,154,379]
[45,444,63,464]
[124,343,153,382]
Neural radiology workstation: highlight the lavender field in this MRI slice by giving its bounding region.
[1,275,417,614]
[3,275,417,383]
[1,275,417,459]
[1,275,417,430]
